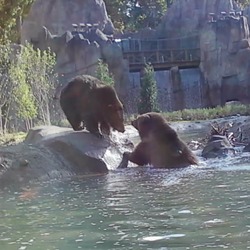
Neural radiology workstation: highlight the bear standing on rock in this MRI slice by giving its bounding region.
[118,112,198,169]
[60,75,125,138]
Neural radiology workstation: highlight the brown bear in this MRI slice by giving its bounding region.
[59,75,125,138]
[118,112,198,168]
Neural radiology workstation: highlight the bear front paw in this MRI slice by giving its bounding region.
[117,153,129,169]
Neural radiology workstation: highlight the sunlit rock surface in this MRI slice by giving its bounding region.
[21,0,114,44]
[0,126,134,187]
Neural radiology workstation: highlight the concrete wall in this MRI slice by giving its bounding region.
[127,67,203,113]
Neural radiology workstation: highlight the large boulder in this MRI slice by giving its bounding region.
[201,135,235,158]
[0,126,133,188]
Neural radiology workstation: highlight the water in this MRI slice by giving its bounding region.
[1,153,250,250]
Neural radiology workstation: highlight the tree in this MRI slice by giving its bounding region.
[0,0,34,43]
[104,0,168,32]
[235,0,250,7]
[0,43,57,132]
[0,43,17,133]
[127,0,167,31]
[10,44,57,129]
[104,0,128,31]
[138,64,159,114]
[96,59,115,86]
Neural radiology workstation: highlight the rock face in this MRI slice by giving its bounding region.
[157,0,239,37]
[200,15,250,107]
[156,0,250,108]
[21,0,130,105]
[21,0,114,44]
[0,126,133,188]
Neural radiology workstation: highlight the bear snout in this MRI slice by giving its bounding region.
[131,120,137,129]
[115,125,125,133]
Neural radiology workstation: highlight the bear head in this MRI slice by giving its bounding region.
[132,112,184,157]
[99,86,125,133]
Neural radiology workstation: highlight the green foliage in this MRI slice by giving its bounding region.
[0,43,57,132]
[138,64,158,114]
[96,59,115,86]
[105,0,169,32]
[0,132,26,145]
[162,104,250,122]
[0,0,34,43]
[10,43,57,125]
[11,69,37,120]
[0,43,15,106]
[236,0,250,8]
[104,0,127,31]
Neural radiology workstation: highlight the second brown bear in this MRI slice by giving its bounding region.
[60,75,125,138]
[118,112,199,168]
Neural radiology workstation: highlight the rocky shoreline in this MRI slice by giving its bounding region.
[0,115,250,188]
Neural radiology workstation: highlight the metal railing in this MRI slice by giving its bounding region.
[123,48,200,66]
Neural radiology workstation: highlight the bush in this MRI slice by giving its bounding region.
[138,64,159,114]
[0,43,58,132]
[95,59,114,86]
[162,104,250,121]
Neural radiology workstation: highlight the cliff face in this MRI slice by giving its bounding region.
[200,15,250,106]
[155,0,250,108]
[21,0,114,44]
[157,0,239,37]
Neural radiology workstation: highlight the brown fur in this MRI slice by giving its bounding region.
[60,75,125,138]
[119,112,198,168]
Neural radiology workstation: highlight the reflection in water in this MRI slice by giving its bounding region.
[1,156,250,249]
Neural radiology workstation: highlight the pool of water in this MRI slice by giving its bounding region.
[1,152,250,250]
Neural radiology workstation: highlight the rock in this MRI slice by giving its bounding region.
[157,0,239,37]
[200,14,250,107]
[201,135,235,158]
[33,27,103,84]
[21,0,114,44]
[156,1,250,110]
[243,143,250,152]
[0,126,132,188]
[25,125,72,144]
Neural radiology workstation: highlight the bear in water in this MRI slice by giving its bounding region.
[60,75,125,138]
[118,112,198,168]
